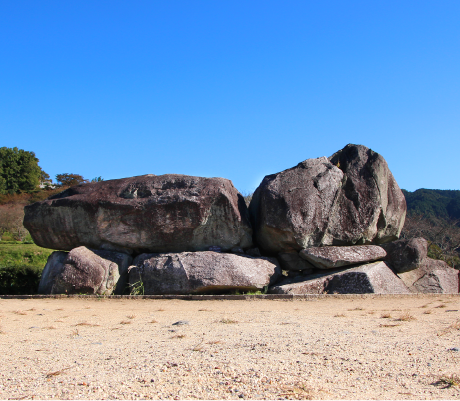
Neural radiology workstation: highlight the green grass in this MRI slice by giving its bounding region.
[0,243,54,295]
[0,243,54,268]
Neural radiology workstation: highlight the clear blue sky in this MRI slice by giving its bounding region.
[1,1,459,193]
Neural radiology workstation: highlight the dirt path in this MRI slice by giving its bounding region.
[1,295,459,400]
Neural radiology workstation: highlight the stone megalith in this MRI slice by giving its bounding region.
[398,258,459,293]
[38,246,132,295]
[249,144,406,254]
[381,237,428,273]
[299,245,387,269]
[24,174,253,254]
[269,261,410,295]
[129,251,281,295]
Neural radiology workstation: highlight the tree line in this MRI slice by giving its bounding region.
[0,146,102,196]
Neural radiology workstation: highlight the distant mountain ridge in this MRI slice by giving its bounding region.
[402,189,460,220]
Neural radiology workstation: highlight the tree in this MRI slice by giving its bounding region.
[0,147,46,194]
[55,173,88,187]
[91,176,104,182]
[401,213,460,269]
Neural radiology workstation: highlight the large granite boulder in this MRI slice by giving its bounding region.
[269,261,410,294]
[299,245,386,269]
[249,144,406,254]
[38,246,132,295]
[24,174,253,254]
[129,251,281,295]
[398,258,459,293]
[381,237,428,273]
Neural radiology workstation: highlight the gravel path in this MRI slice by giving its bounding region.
[1,295,459,399]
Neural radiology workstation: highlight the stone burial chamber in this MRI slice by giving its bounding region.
[27,144,459,295]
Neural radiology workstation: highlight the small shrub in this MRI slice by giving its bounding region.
[0,265,42,295]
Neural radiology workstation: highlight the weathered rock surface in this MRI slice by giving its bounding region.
[249,144,406,254]
[129,251,281,295]
[277,252,315,272]
[398,258,459,293]
[38,251,68,294]
[269,261,410,294]
[24,174,253,254]
[381,237,428,273]
[299,245,386,269]
[38,246,132,295]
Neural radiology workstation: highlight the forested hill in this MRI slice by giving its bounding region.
[402,189,460,220]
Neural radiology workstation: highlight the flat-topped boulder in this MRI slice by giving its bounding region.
[249,144,406,254]
[299,245,387,269]
[38,246,132,295]
[24,174,253,254]
[129,251,281,295]
[398,258,459,293]
[269,261,410,295]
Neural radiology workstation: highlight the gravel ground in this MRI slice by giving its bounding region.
[0,295,459,400]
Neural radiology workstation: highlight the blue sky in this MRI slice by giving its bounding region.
[1,1,459,193]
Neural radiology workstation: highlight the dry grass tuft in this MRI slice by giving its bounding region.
[127,314,136,319]
[334,313,346,318]
[171,334,186,339]
[198,308,210,311]
[43,326,57,330]
[207,340,222,345]
[420,303,430,308]
[436,374,460,388]
[120,320,132,325]
[435,304,447,308]
[423,310,433,314]
[437,320,460,336]
[396,312,416,322]
[45,367,72,378]
[220,318,238,324]
[348,307,364,311]
[69,329,79,338]
[157,308,165,312]
[149,319,158,324]
[381,313,392,319]
[13,310,27,315]
[75,322,99,327]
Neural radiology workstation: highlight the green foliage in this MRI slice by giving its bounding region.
[128,279,144,295]
[91,176,104,182]
[0,243,52,295]
[0,147,47,195]
[0,265,43,295]
[55,173,88,187]
[403,189,460,220]
[0,243,53,268]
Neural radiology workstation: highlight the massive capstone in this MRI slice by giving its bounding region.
[249,144,406,254]
[24,174,253,254]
